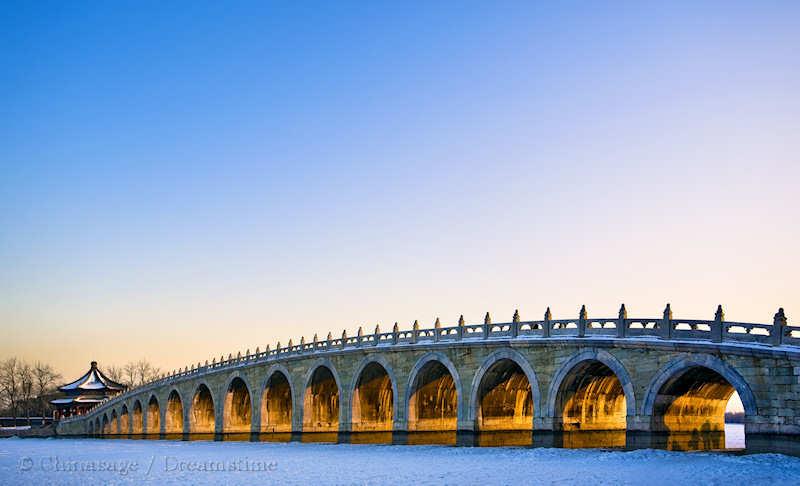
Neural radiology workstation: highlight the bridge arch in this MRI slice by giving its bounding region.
[547,348,635,431]
[120,404,130,434]
[146,395,160,434]
[642,354,757,433]
[94,417,101,436]
[349,355,398,432]
[190,382,216,435]
[302,359,342,432]
[87,420,94,436]
[223,375,254,434]
[110,409,119,434]
[101,413,109,435]
[260,365,295,433]
[405,352,463,431]
[132,400,143,434]
[165,389,185,434]
[469,349,541,431]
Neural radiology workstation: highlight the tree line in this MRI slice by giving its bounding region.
[0,357,161,423]
[103,359,162,389]
[0,358,61,423]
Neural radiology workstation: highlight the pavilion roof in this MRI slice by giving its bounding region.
[58,361,126,393]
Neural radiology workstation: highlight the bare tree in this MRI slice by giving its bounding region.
[134,359,161,386]
[105,365,124,384]
[0,358,20,420]
[19,363,34,425]
[33,362,61,417]
[123,362,137,388]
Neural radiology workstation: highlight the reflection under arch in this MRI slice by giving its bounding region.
[547,349,635,431]
[406,353,461,432]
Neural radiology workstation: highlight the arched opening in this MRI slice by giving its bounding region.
[132,401,143,434]
[651,365,739,434]
[477,359,533,431]
[303,366,339,432]
[224,377,252,434]
[102,414,110,435]
[190,384,215,435]
[408,360,457,431]
[120,405,130,434]
[88,421,94,436]
[147,396,160,435]
[165,390,184,434]
[352,362,393,432]
[261,371,292,433]
[555,360,627,431]
[110,410,119,434]
[95,418,101,437]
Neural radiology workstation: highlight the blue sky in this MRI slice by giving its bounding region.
[1,2,799,379]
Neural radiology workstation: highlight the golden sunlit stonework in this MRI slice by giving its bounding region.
[57,306,799,450]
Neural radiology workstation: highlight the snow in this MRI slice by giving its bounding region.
[2,436,800,485]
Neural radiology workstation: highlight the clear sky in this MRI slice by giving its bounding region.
[1,2,799,384]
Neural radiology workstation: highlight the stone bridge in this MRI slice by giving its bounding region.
[57,305,800,448]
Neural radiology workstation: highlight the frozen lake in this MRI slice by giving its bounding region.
[2,434,800,485]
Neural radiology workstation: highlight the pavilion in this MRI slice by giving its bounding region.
[51,361,126,419]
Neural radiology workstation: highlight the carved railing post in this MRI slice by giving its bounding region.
[578,305,587,337]
[457,315,465,340]
[511,309,520,338]
[374,324,381,346]
[772,308,787,346]
[483,312,491,339]
[543,307,552,337]
[392,322,399,345]
[326,332,332,350]
[312,334,318,351]
[411,320,419,344]
[357,326,363,347]
[341,330,347,349]
[434,317,441,342]
[617,304,627,338]
[712,305,724,343]
[660,304,672,339]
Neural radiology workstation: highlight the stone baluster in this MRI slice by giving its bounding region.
[299,338,305,353]
[392,322,399,345]
[483,312,491,339]
[511,309,520,338]
[617,304,627,338]
[264,344,270,356]
[312,334,318,350]
[374,324,381,346]
[712,305,724,343]
[357,326,364,347]
[578,305,587,337]
[434,317,441,342]
[412,320,419,344]
[341,330,347,349]
[543,307,552,337]
[771,307,787,346]
[326,332,333,350]
[457,315,465,340]
[660,303,673,339]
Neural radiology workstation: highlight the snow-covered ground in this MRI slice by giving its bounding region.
[2,436,800,485]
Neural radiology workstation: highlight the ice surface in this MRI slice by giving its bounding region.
[2,437,799,485]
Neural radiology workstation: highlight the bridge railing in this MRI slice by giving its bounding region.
[61,304,797,425]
